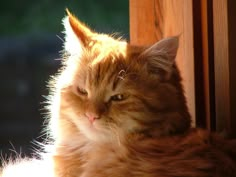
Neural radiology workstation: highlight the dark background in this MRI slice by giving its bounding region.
[0,0,128,161]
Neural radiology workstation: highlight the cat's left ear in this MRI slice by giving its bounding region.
[63,9,96,55]
[140,37,179,77]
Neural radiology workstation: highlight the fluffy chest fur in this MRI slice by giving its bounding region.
[53,129,236,177]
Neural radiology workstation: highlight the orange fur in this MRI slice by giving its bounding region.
[1,10,236,177]
[48,11,236,177]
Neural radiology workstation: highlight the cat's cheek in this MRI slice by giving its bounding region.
[119,115,141,134]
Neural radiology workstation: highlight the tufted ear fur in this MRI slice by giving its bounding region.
[63,9,96,55]
[139,37,179,78]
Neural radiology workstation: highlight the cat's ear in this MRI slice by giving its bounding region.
[63,9,96,55]
[140,37,179,77]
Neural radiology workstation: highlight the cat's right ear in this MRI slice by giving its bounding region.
[63,9,95,55]
[139,37,179,78]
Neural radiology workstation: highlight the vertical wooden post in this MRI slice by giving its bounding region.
[193,0,215,130]
[213,0,230,135]
[129,0,158,45]
[213,0,236,137]
[228,0,236,138]
[129,0,196,124]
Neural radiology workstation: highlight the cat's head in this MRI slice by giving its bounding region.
[50,10,191,144]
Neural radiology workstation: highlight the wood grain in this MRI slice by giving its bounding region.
[213,0,230,135]
[129,0,158,45]
[193,0,216,130]
[228,0,236,138]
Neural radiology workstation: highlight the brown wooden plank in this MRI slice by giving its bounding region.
[192,0,216,130]
[227,0,236,138]
[199,0,210,128]
[203,0,216,131]
[192,0,207,129]
[129,0,157,45]
[129,0,196,124]
[213,0,230,135]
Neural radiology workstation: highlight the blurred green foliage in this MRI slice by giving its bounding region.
[0,0,129,37]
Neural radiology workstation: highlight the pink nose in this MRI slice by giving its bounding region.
[85,112,99,123]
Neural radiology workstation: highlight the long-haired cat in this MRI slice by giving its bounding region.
[1,10,236,177]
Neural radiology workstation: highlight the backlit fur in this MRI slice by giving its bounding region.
[1,10,236,177]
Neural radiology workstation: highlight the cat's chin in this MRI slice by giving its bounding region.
[78,119,114,143]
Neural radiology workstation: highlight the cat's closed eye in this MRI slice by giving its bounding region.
[110,94,127,101]
[76,86,88,96]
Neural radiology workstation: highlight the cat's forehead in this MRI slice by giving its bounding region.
[86,41,146,67]
[72,41,146,91]
[86,53,127,88]
[91,37,127,60]
[83,38,128,69]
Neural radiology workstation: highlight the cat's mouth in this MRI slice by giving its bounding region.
[79,117,114,142]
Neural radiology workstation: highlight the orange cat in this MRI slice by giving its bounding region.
[1,10,236,177]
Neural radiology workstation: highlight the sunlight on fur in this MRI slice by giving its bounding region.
[1,9,236,177]
[1,157,54,177]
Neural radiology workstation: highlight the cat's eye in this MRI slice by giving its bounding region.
[76,86,88,96]
[110,94,126,101]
